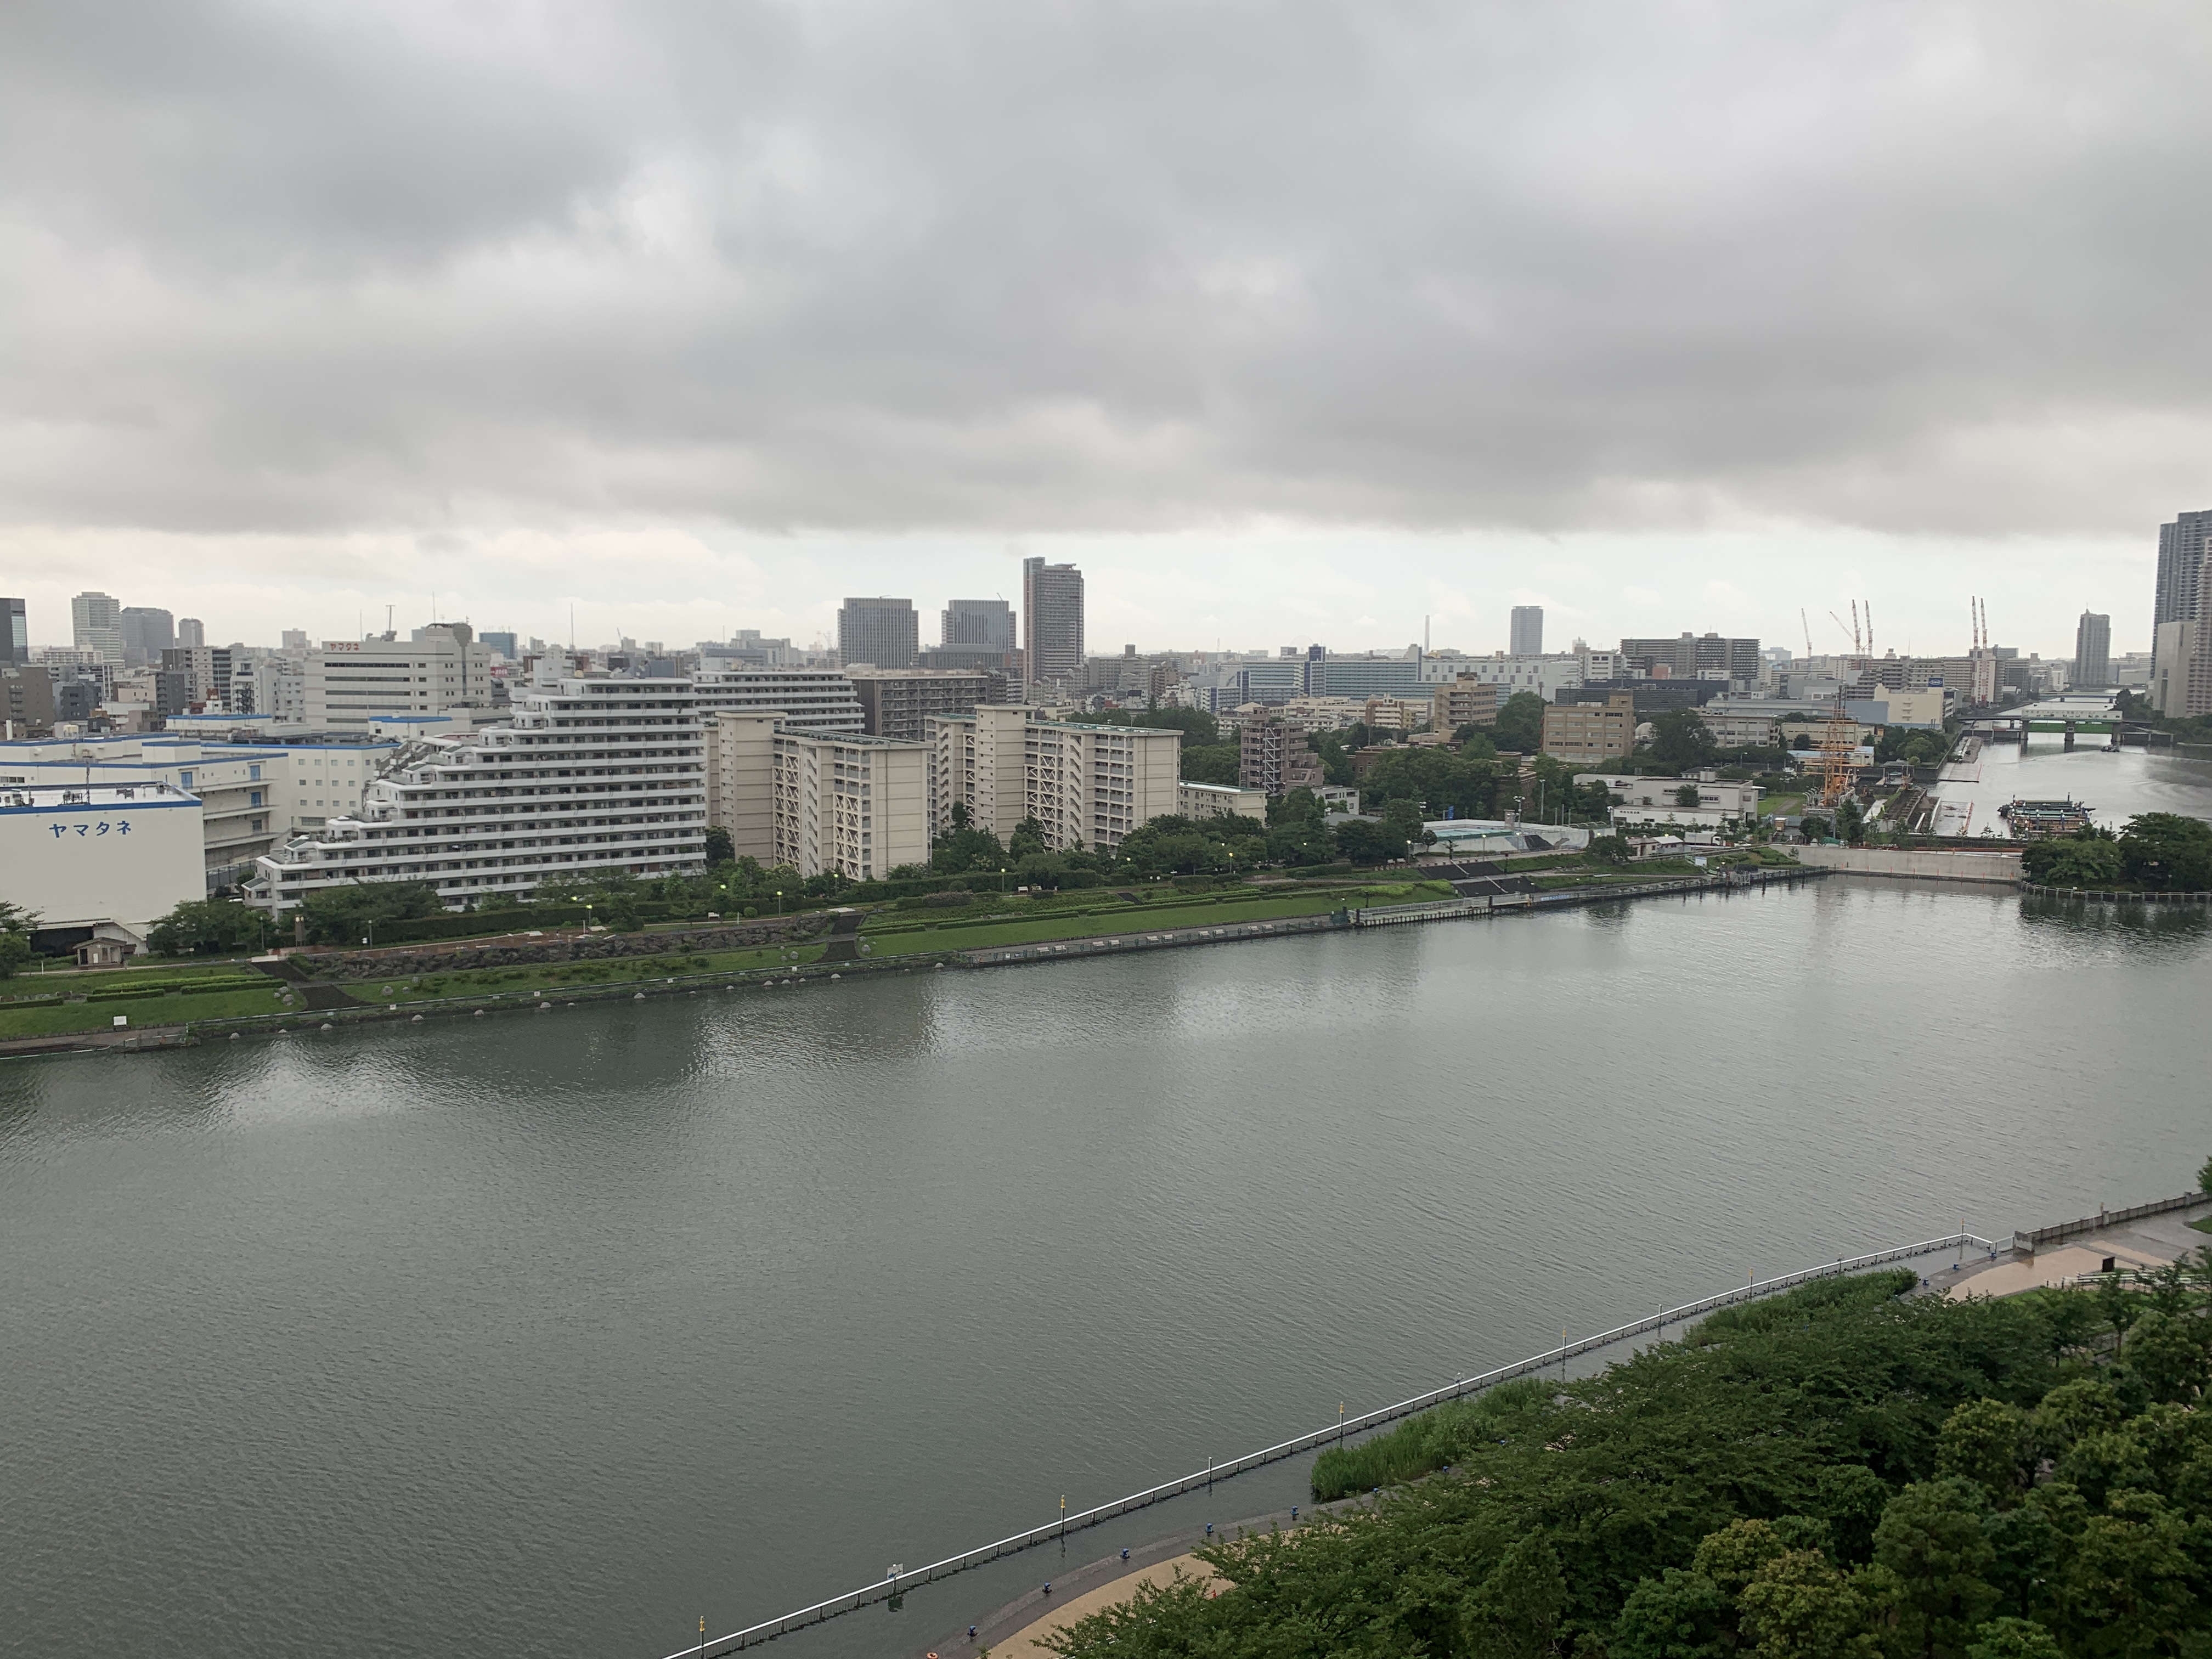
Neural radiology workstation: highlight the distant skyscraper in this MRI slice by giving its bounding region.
[837,597,918,669]
[120,606,176,667]
[281,628,309,651]
[1021,557,1085,683]
[2073,612,2112,687]
[2153,510,2212,633]
[71,591,125,665]
[1510,606,1544,657]
[177,617,206,648]
[1,597,25,665]
[941,597,1014,649]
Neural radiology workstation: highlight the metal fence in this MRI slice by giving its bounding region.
[661,1229,1998,1658]
[2012,1193,2206,1252]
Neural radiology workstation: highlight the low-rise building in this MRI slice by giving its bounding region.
[1434,675,1503,731]
[1176,781,1268,821]
[1,781,204,956]
[1363,694,1434,733]
[1541,694,1637,764]
[1699,710,1779,748]
[1577,772,1761,828]
[770,729,929,880]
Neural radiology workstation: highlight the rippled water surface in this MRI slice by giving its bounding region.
[4,879,2209,1659]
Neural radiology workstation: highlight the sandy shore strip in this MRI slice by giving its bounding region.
[986,1551,1221,1654]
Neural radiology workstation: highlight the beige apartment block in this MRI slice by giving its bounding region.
[1362,694,1435,733]
[770,730,929,881]
[701,710,780,861]
[1435,675,1503,731]
[1177,780,1269,821]
[928,706,1179,852]
[1541,693,1637,765]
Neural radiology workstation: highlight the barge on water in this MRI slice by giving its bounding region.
[1999,798,2094,837]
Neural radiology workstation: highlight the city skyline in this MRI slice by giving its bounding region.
[2,528,2157,664]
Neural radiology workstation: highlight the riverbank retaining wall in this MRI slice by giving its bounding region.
[1793,845,2022,883]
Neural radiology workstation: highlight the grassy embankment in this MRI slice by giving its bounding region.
[854,882,1443,957]
[0,962,292,1038]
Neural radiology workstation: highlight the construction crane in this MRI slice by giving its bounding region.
[1801,609,1815,659]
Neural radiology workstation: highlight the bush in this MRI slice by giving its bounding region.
[147,898,270,956]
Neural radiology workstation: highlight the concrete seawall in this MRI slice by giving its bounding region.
[1793,845,2022,884]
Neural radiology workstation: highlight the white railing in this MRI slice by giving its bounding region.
[663,1230,1997,1658]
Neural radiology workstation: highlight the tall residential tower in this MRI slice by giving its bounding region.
[1020,558,1085,684]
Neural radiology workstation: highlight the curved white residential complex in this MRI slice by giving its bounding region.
[249,673,705,912]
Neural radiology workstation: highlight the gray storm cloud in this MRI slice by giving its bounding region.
[3,0,2209,539]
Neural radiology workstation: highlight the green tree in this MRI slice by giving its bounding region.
[2117,812,2212,890]
[146,898,267,957]
[1647,709,1719,774]
[1736,1549,1874,1659]
[1613,1569,1735,1659]
[1381,797,1430,848]
[1463,1534,1567,1659]
[1008,816,1048,859]
[1835,799,1866,845]
[1694,1519,1790,1596]
[1935,1400,2032,1506]
[1178,743,1241,786]
[703,825,734,865]
[1333,816,1404,865]
[1962,1618,2061,1659]
[1675,783,1702,808]
[2058,1492,2196,1659]
[0,898,37,976]
[2200,1153,2212,1195]
[2021,834,2124,887]
[1587,834,1632,865]
[1493,691,1547,754]
[1814,1465,1893,1567]
[297,879,445,944]
[930,826,1006,875]
[1871,1479,1997,1659]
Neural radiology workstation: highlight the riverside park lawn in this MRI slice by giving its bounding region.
[854,883,1444,957]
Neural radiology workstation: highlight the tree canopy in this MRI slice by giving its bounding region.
[1493,691,1547,754]
[1645,708,1720,774]
[1046,1244,2212,1659]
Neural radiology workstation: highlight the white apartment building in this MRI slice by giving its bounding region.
[250,675,705,913]
[927,706,1181,852]
[692,668,864,733]
[770,730,929,880]
[1425,654,1587,701]
[305,625,495,728]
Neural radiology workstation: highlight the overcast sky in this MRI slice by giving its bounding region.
[4,0,2208,658]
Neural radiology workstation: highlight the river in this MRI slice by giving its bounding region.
[4,876,2210,1659]
[1932,730,2212,834]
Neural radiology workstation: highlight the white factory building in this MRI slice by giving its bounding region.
[0,782,205,957]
